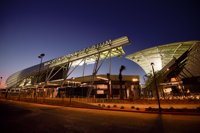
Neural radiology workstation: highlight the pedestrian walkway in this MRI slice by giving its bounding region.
[89,102,200,110]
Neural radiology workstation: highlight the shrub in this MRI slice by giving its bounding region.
[107,105,110,108]
[145,107,152,111]
[102,104,105,107]
[182,108,188,111]
[136,107,140,110]
[131,106,135,109]
[196,107,200,111]
[120,106,124,109]
[98,104,101,107]
[113,105,117,108]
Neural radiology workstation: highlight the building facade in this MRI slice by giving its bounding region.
[126,41,200,98]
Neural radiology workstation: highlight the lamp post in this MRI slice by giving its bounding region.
[36,53,45,99]
[151,62,161,112]
[38,53,45,82]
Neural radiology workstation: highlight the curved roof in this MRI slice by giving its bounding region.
[6,36,130,88]
[126,41,200,75]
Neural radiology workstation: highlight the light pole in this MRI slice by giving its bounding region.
[151,62,161,112]
[38,53,45,83]
[36,53,45,99]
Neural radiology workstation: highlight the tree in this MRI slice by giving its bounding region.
[119,65,126,99]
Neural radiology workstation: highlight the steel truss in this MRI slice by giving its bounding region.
[6,36,130,98]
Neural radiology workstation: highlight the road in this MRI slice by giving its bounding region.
[0,100,199,133]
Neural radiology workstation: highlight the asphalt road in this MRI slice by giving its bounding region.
[0,100,199,133]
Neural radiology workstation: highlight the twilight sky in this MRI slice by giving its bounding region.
[0,0,200,88]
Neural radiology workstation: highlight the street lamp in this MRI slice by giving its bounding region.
[37,53,45,83]
[151,62,161,112]
[36,53,45,99]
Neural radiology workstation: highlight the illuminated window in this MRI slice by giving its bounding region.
[132,78,138,82]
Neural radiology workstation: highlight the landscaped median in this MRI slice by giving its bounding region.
[88,103,200,115]
[1,96,200,115]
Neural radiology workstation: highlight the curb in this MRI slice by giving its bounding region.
[67,105,200,116]
[2,99,200,116]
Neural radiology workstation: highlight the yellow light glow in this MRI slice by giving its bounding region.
[96,76,108,81]
[132,78,138,82]
[170,78,177,82]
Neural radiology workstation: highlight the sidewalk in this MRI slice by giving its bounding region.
[89,102,200,109]
[1,98,200,115]
[86,102,200,116]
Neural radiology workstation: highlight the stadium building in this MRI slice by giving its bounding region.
[5,36,140,99]
[126,41,200,98]
[5,36,200,99]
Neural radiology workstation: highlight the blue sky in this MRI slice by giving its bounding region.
[0,0,200,87]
